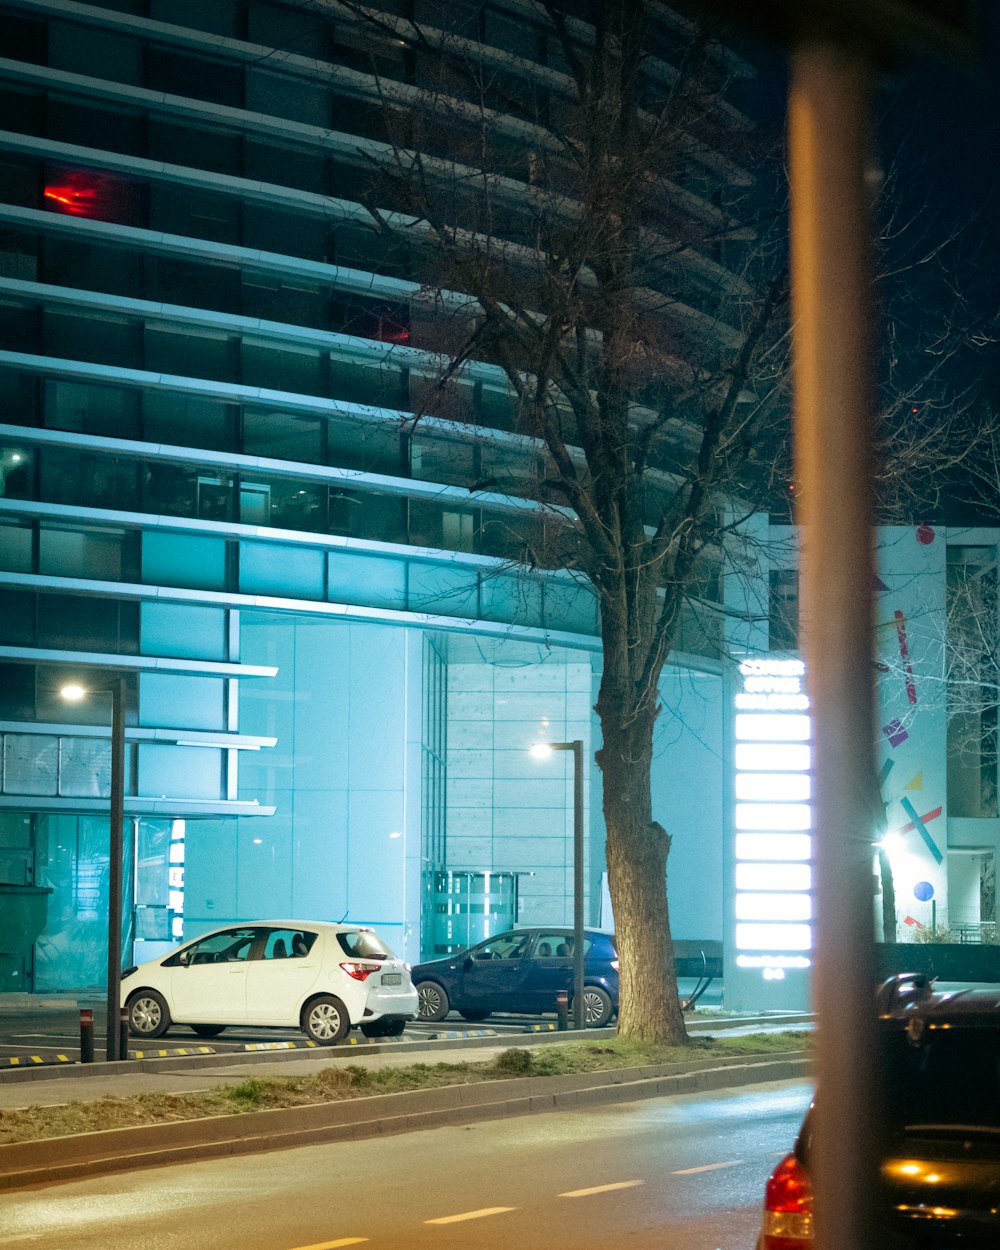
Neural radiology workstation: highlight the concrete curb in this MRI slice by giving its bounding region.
[0,1054,811,1190]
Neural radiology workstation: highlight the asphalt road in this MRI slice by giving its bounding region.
[0,1079,810,1249]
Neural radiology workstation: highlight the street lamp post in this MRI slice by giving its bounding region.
[531,739,585,1029]
[61,677,127,1062]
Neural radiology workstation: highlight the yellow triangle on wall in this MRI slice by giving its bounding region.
[904,772,923,792]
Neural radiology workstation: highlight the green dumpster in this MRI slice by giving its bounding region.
[0,883,52,950]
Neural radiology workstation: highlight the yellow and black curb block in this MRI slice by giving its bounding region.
[1,1053,74,1067]
[427,1028,499,1040]
[129,1046,217,1059]
[241,1040,317,1052]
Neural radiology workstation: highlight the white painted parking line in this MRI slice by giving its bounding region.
[559,1180,645,1198]
[425,1207,518,1224]
[673,1160,743,1175]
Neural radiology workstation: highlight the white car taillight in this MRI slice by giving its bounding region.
[762,1152,814,1249]
[340,961,383,981]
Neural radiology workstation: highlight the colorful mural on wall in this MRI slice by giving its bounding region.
[874,526,948,937]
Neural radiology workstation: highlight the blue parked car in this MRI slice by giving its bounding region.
[411,927,618,1027]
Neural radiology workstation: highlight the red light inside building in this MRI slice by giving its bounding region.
[44,171,102,216]
[44,168,136,223]
[373,314,411,344]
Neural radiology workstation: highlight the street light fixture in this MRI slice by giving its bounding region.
[61,676,127,1062]
[531,739,585,1029]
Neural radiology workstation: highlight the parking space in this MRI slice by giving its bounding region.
[0,1004,568,1063]
[0,976,721,1065]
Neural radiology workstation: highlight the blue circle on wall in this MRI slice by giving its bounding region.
[913,881,934,902]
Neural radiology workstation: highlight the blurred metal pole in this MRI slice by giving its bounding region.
[106,676,126,1063]
[789,38,882,1250]
[571,738,585,1030]
[538,740,586,1028]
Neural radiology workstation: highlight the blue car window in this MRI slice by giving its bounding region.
[533,934,567,958]
[476,933,529,960]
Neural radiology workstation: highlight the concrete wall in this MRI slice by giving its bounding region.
[446,652,593,928]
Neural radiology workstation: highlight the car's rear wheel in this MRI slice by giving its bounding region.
[127,990,171,1039]
[416,980,450,1021]
[360,1019,406,1038]
[458,1009,492,1022]
[302,995,350,1044]
[579,985,613,1028]
[190,1024,226,1038]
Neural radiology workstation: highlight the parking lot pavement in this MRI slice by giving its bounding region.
[0,976,723,1052]
[0,1003,560,1066]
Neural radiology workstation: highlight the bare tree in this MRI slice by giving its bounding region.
[317,0,994,1040]
[318,0,789,1042]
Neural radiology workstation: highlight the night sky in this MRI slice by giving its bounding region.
[877,8,1000,518]
[723,5,1000,522]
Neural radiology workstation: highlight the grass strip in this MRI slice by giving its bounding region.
[0,1031,810,1145]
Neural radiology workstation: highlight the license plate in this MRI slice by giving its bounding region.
[382,972,402,985]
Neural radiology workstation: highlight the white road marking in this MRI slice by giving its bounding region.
[287,1239,369,1249]
[425,1207,518,1224]
[559,1180,645,1198]
[673,1160,743,1175]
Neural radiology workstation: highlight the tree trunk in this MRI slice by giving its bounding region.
[598,708,688,1044]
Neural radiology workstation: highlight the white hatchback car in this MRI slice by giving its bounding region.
[120,921,418,1045]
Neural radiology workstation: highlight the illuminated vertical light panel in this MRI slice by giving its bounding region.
[734,659,812,980]
[168,820,185,940]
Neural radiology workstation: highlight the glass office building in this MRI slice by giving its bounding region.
[0,1,752,992]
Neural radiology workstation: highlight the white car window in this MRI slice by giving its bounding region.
[183,927,257,965]
[337,928,392,960]
[263,928,316,960]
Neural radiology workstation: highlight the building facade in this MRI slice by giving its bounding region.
[0,1,752,993]
[725,523,1000,1011]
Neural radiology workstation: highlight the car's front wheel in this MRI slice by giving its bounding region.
[415,980,450,1021]
[360,1019,406,1038]
[127,990,171,1039]
[579,985,614,1028]
[190,1024,226,1038]
[302,995,350,1044]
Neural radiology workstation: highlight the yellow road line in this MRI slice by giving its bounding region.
[425,1207,518,1224]
[559,1180,645,1198]
[673,1160,742,1175]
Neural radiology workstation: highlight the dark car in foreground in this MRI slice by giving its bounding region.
[759,973,1000,1249]
[411,926,618,1027]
